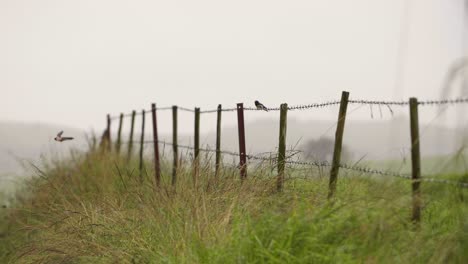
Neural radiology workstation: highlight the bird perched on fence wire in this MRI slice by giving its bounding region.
[255,100,268,111]
[54,131,74,142]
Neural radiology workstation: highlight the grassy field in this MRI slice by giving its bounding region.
[0,149,467,263]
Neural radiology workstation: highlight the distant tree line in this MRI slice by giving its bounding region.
[300,137,353,162]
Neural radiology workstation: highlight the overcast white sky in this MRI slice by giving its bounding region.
[0,0,466,134]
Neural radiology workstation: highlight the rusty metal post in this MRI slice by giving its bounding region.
[116,113,124,154]
[151,103,161,188]
[328,91,350,199]
[409,97,421,224]
[215,104,222,177]
[237,103,247,180]
[139,110,145,182]
[277,103,288,192]
[127,110,136,161]
[172,106,178,186]
[193,107,200,184]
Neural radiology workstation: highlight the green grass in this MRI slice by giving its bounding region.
[0,149,467,263]
[363,148,468,176]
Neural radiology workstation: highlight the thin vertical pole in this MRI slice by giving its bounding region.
[172,106,178,186]
[215,104,222,177]
[409,97,421,224]
[151,103,161,188]
[328,91,350,199]
[237,103,247,180]
[139,110,146,182]
[277,103,288,192]
[116,113,124,154]
[106,114,111,152]
[127,110,136,161]
[193,107,200,184]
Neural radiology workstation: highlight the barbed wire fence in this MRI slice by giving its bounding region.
[121,139,468,189]
[101,91,468,223]
[109,97,468,120]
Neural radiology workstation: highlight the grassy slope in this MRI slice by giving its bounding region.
[0,150,467,264]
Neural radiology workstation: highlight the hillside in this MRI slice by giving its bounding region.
[0,150,466,263]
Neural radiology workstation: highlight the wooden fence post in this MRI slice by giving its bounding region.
[193,107,200,184]
[237,103,247,180]
[151,103,161,188]
[409,97,421,224]
[215,104,222,177]
[127,110,136,161]
[139,109,146,182]
[277,103,288,192]
[328,91,350,199]
[172,106,178,186]
[116,113,124,154]
[106,114,111,152]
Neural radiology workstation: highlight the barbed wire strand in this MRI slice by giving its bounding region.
[281,159,468,188]
[121,140,468,188]
[200,108,237,113]
[110,106,173,120]
[418,98,468,106]
[178,107,195,113]
[110,97,468,119]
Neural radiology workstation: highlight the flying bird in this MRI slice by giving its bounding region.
[54,131,74,142]
[254,100,268,111]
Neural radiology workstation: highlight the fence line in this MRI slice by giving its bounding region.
[121,139,468,189]
[104,92,468,225]
[109,97,468,120]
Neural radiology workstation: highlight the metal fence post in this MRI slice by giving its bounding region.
[151,103,161,188]
[215,104,222,177]
[116,113,123,154]
[409,97,421,224]
[106,114,111,152]
[193,107,200,184]
[127,110,136,161]
[172,106,178,186]
[237,103,247,180]
[139,110,146,182]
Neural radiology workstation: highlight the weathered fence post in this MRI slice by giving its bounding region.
[409,97,421,224]
[127,110,136,161]
[193,107,200,184]
[328,91,350,199]
[215,104,222,177]
[277,103,288,192]
[106,114,111,152]
[116,113,124,154]
[139,109,146,182]
[237,103,247,180]
[151,103,161,188]
[172,106,178,186]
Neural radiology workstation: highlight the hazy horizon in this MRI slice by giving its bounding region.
[1,0,468,177]
[1,0,467,134]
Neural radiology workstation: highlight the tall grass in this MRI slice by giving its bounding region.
[0,148,467,263]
